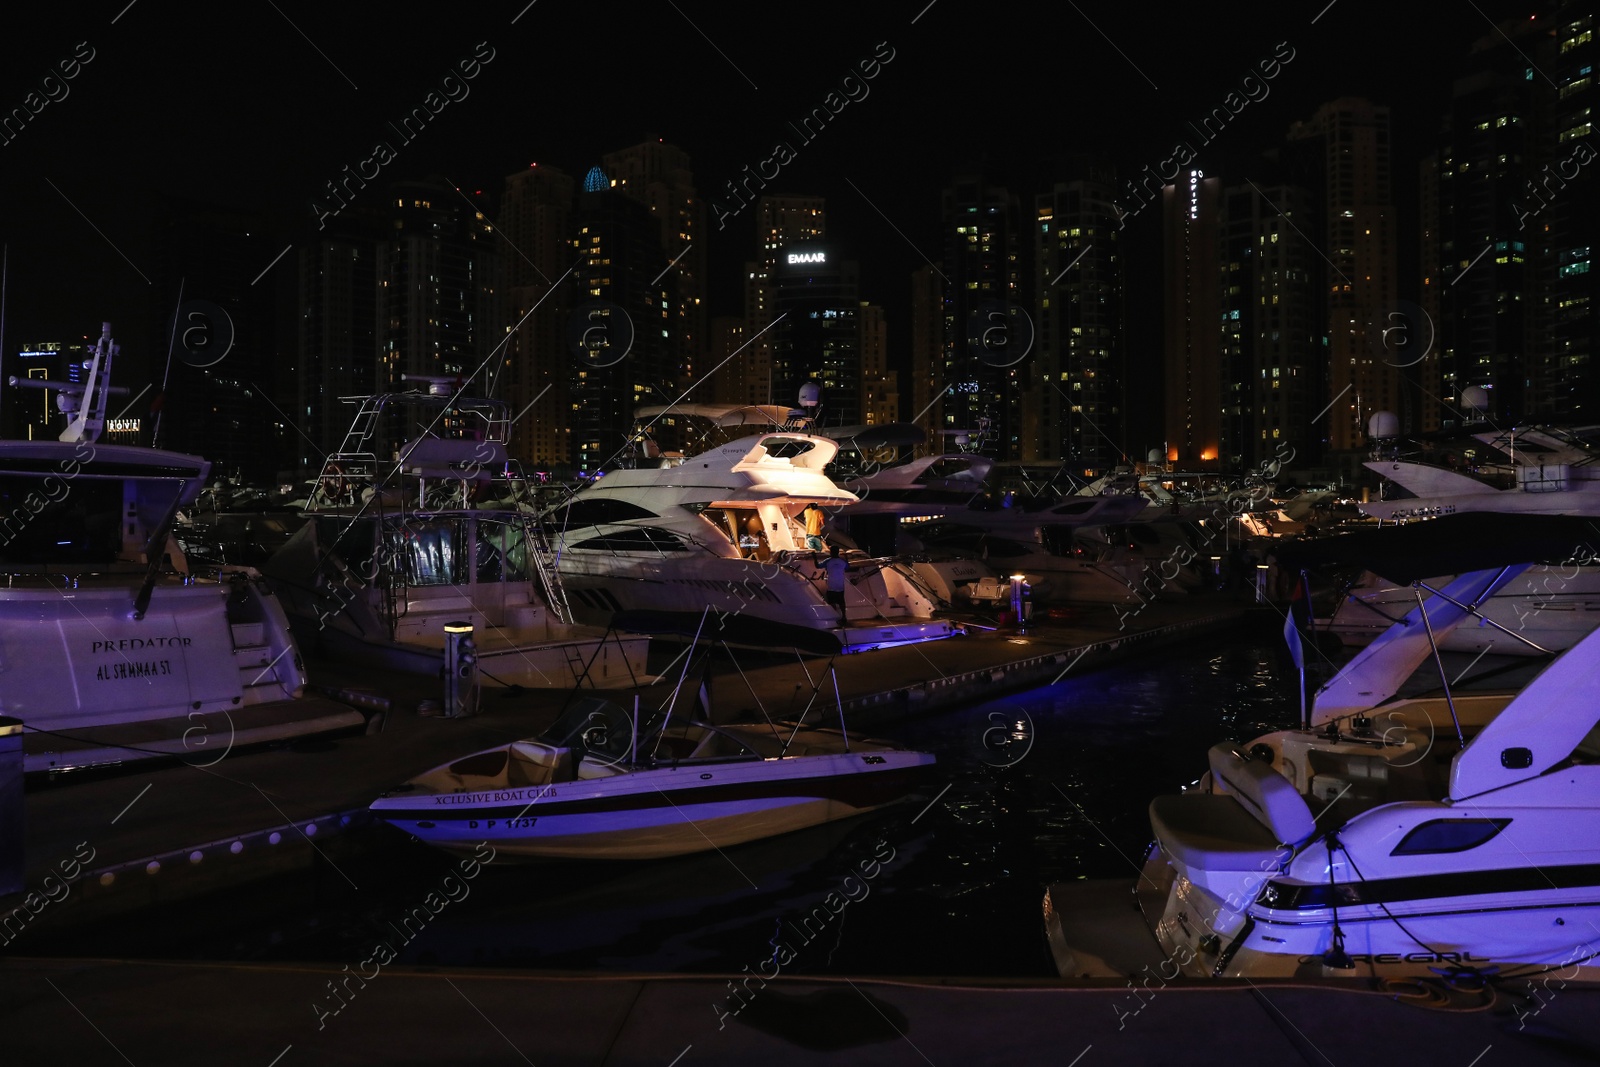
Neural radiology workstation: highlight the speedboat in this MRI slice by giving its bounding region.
[370,696,937,860]
[1047,548,1600,980]
[1,323,363,772]
[547,432,957,653]
[263,378,651,689]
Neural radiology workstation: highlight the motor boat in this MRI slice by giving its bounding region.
[0,323,364,772]
[546,431,957,654]
[1290,512,1600,657]
[1047,544,1600,980]
[370,695,937,860]
[1362,421,1600,522]
[262,377,652,689]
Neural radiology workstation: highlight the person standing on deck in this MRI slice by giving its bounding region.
[815,543,850,626]
[802,502,826,551]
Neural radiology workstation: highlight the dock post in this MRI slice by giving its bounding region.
[443,622,479,719]
[0,717,22,896]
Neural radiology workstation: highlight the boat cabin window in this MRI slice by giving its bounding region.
[1390,818,1511,856]
[570,528,688,553]
[314,517,377,577]
[0,475,133,566]
[475,519,534,582]
[550,498,658,530]
[396,519,466,586]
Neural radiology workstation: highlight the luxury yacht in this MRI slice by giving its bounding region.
[263,378,651,689]
[1363,420,1600,522]
[546,432,956,654]
[1,323,363,772]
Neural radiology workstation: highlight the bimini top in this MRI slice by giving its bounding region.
[1311,564,1532,725]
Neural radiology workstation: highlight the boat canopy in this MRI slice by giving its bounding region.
[1311,565,1532,725]
[1450,621,1600,797]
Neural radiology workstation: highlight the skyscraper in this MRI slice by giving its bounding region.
[1285,99,1400,457]
[1219,182,1322,470]
[1162,170,1222,467]
[498,162,575,467]
[1034,173,1126,471]
[569,166,676,472]
[603,140,707,393]
[1545,6,1598,421]
[743,195,826,409]
[936,175,1026,459]
[1428,15,1549,425]
[298,212,382,473]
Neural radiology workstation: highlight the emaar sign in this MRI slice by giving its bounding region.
[786,251,826,265]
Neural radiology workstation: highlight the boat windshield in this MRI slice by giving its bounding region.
[0,474,185,568]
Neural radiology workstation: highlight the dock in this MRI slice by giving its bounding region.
[3,598,1248,937]
[5,956,1597,1065]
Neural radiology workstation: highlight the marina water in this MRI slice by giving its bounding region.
[38,617,1303,976]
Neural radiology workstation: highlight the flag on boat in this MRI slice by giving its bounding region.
[1283,579,1307,671]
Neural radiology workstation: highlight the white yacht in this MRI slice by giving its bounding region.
[263,379,651,689]
[1048,562,1600,980]
[547,432,956,654]
[1362,422,1600,522]
[1,324,363,772]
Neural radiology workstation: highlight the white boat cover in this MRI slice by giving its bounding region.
[1451,621,1600,797]
[1312,565,1532,725]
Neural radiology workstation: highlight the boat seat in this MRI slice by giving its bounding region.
[1149,793,1292,871]
[1149,744,1318,873]
[1206,743,1316,847]
[508,741,575,785]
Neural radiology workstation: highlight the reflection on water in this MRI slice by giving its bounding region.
[42,619,1300,976]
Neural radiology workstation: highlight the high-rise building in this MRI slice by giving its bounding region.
[1545,5,1598,421]
[1219,182,1322,471]
[1285,99,1401,457]
[908,265,944,445]
[498,162,575,467]
[937,175,1027,459]
[569,166,677,472]
[742,196,826,408]
[859,303,898,427]
[1428,15,1550,425]
[1034,174,1126,471]
[298,213,382,474]
[708,316,755,406]
[379,178,506,388]
[603,140,706,393]
[1162,170,1222,467]
[770,244,861,424]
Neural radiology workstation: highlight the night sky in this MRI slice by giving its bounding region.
[0,1,1545,422]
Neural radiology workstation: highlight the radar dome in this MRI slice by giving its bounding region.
[1146,449,1163,464]
[797,382,821,409]
[1461,385,1490,415]
[1367,411,1400,439]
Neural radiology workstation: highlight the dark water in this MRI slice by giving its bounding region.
[41,616,1305,977]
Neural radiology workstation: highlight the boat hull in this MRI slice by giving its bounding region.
[373,751,936,860]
